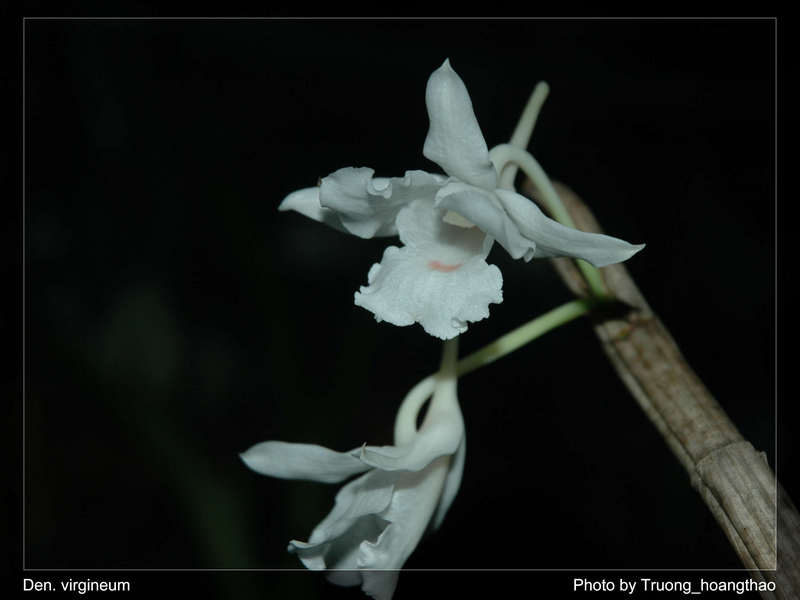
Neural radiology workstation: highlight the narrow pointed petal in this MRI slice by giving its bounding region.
[496,189,645,267]
[434,182,535,260]
[279,187,347,233]
[358,380,464,472]
[423,59,497,190]
[318,167,397,238]
[319,167,446,239]
[240,441,370,484]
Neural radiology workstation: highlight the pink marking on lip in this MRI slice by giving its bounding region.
[428,260,462,272]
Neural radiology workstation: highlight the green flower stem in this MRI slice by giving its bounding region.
[575,257,609,299]
[456,297,600,378]
[489,143,609,298]
[489,143,576,227]
[394,337,460,440]
[394,374,435,441]
[498,81,550,191]
[396,301,596,428]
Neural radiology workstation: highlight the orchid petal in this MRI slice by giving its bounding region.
[287,445,459,599]
[290,511,388,574]
[319,167,446,239]
[285,455,461,600]
[239,441,370,484]
[278,187,346,233]
[360,569,401,600]
[353,243,502,340]
[434,181,535,260]
[423,59,497,190]
[359,377,464,471]
[307,469,395,545]
[397,198,491,260]
[287,467,395,574]
[352,457,450,600]
[357,457,450,580]
[495,189,646,267]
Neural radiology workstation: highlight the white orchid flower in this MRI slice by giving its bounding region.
[240,340,464,600]
[280,59,644,339]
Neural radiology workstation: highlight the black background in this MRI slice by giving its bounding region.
[18,16,780,599]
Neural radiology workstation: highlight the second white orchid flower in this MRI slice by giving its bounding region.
[240,340,464,600]
[280,59,644,339]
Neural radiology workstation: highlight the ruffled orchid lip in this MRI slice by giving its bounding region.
[353,198,503,340]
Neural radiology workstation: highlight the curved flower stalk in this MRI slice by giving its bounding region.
[280,59,644,339]
[240,339,465,600]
